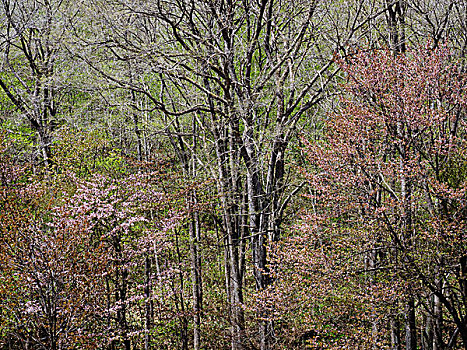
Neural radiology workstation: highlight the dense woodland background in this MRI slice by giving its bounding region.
[1,0,467,349]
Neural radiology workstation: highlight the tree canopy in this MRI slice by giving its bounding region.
[1,0,467,349]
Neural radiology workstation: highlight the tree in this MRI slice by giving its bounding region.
[0,127,189,349]
[0,135,106,350]
[265,46,467,349]
[52,167,188,350]
[0,0,77,165]
[74,0,395,347]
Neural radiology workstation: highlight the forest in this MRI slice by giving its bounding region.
[0,0,467,349]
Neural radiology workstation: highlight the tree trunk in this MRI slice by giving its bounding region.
[144,254,152,350]
[391,314,401,350]
[433,293,442,350]
[433,269,444,350]
[386,0,406,55]
[405,297,417,350]
[189,207,202,350]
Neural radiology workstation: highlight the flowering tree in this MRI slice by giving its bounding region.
[0,129,187,349]
[265,46,467,349]
[59,171,186,349]
[0,134,107,349]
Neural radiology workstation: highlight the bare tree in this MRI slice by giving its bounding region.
[71,0,402,348]
[0,0,77,165]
